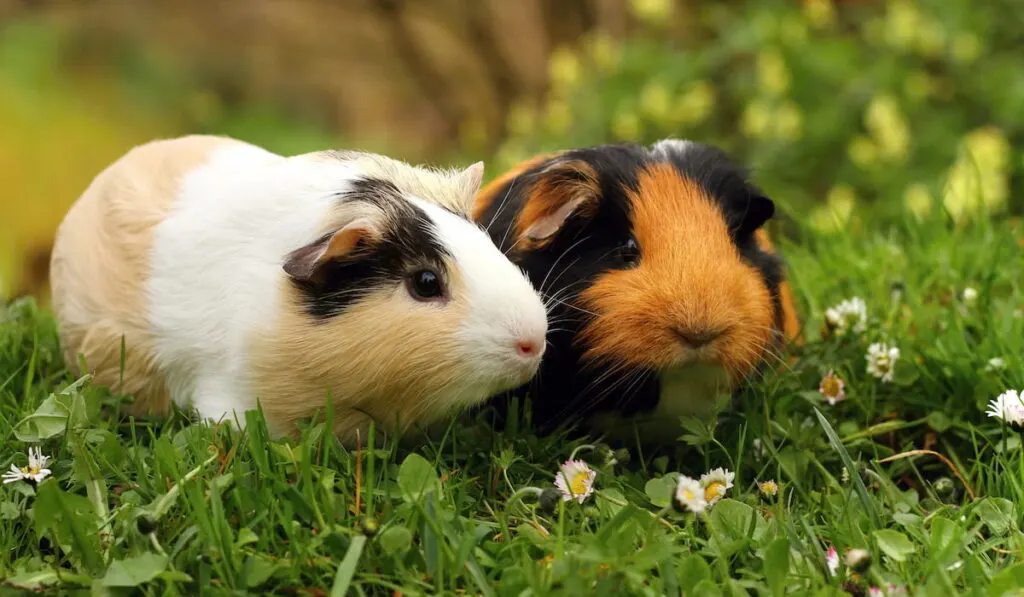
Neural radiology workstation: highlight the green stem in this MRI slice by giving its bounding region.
[596,490,676,530]
[146,450,220,521]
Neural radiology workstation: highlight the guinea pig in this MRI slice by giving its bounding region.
[472,138,801,442]
[49,134,548,445]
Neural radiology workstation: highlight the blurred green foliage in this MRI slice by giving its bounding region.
[494,0,1024,233]
[3,0,1024,296]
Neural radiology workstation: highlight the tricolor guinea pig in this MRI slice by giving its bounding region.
[473,139,801,441]
[49,135,548,445]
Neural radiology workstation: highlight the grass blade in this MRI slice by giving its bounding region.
[813,407,881,527]
[330,534,367,597]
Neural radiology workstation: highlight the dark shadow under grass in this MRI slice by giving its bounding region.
[1,209,1023,596]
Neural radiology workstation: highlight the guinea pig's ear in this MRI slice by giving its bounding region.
[737,194,775,237]
[283,217,381,284]
[518,159,600,246]
[451,161,485,213]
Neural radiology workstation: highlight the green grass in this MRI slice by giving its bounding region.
[1,207,1023,596]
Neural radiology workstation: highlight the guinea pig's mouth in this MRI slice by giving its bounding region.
[657,363,732,418]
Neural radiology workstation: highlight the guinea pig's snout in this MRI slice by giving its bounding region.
[673,325,724,350]
[515,338,542,358]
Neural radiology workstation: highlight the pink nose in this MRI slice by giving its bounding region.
[515,338,541,358]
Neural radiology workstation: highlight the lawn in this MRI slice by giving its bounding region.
[1,207,1022,596]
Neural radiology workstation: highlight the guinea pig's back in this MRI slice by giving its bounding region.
[50,135,255,416]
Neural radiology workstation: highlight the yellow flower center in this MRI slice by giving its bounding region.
[681,488,696,501]
[569,471,589,495]
[820,376,841,397]
[704,482,726,502]
[21,466,41,476]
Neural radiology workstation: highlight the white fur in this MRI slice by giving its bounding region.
[410,197,548,405]
[651,138,695,159]
[144,142,547,427]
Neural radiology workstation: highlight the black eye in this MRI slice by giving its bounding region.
[620,236,640,267]
[407,269,445,301]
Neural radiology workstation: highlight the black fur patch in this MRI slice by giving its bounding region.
[477,141,788,434]
[291,177,451,319]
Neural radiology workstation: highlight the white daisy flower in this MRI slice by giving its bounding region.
[824,297,868,336]
[758,480,778,497]
[826,546,839,576]
[866,342,900,383]
[675,475,708,513]
[819,370,846,404]
[986,389,1024,426]
[698,467,734,506]
[961,287,978,307]
[553,459,596,503]
[985,357,1006,372]
[2,446,52,485]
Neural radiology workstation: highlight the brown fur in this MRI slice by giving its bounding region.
[514,160,601,249]
[49,135,243,416]
[755,229,803,345]
[575,164,777,383]
[475,156,803,352]
[471,152,562,223]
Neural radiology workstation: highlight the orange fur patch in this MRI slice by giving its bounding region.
[512,160,600,250]
[755,229,803,346]
[576,164,776,383]
[472,152,562,223]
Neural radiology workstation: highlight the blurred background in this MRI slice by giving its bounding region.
[1,0,1022,300]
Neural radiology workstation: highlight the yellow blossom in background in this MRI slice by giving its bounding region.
[757,49,791,96]
[952,33,982,64]
[848,136,878,168]
[629,0,673,24]
[943,127,1011,222]
[810,184,856,233]
[506,102,536,138]
[584,31,620,73]
[915,20,947,58]
[904,71,937,102]
[779,19,809,46]
[775,101,804,141]
[543,99,571,135]
[639,83,672,123]
[865,94,909,162]
[903,183,933,219]
[884,0,921,51]
[548,47,582,93]
[742,100,772,139]
[673,81,715,126]
[612,110,642,141]
[803,0,836,29]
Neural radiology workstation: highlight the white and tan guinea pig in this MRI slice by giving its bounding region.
[49,135,548,445]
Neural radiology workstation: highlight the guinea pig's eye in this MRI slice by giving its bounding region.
[407,269,445,301]
[620,236,641,267]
